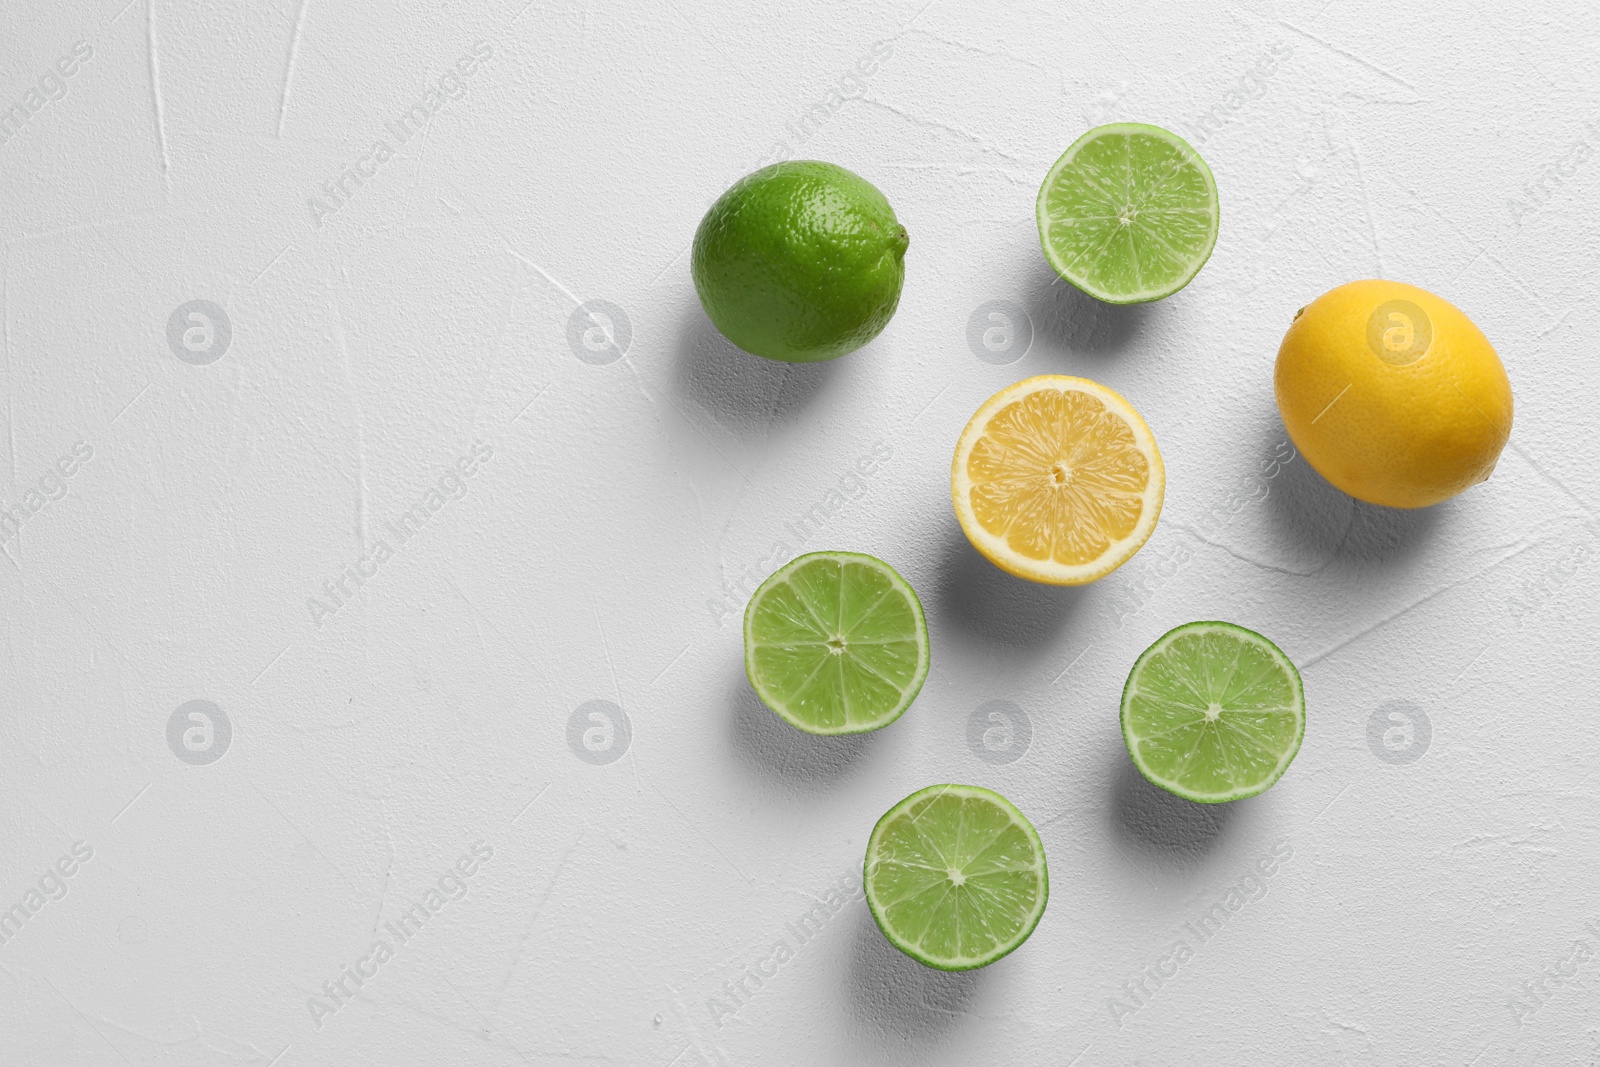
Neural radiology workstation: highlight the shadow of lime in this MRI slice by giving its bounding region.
[671,301,844,432]
[843,900,984,1044]
[1110,754,1237,869]
[1024,258,1151,365]
[727,669,877,792]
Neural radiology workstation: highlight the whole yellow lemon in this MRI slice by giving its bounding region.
[1274,280,1513,508]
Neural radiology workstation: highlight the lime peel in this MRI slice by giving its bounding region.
[693,161,907,362]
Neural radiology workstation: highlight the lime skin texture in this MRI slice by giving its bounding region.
[692,161,909,362]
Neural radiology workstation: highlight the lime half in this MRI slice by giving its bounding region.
[1036,123,1219,303]
[864,784,1049,971]
[743,552,929,735]
[1121,622,1305,804]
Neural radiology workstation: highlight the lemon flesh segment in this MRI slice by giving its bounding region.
[864,784,1049,971]
[1037,122,1219,304]
[743,552,929,735]
[952,375,1164,585]
[1121,621,1306,804]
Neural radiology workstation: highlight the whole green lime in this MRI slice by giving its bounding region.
[692,161,908,362]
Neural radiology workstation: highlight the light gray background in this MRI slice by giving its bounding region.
[2,0,1597,1063]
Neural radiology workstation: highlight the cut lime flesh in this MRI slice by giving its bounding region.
[864,784,1049,971]
[1121,621,1305,803]
[743,552,929,735]
[1036,122,1219,304]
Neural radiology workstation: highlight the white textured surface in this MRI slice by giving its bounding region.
[2,0,1599,1063]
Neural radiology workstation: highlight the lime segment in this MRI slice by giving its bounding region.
[743,552,929,735]
[864,784,1049,971]
[1121,622,1305,803]
[1036,123,1219,304]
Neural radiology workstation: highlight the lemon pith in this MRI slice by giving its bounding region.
[951,375,1164,585]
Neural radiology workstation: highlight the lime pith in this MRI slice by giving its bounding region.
[1121,622,1306,804]
[1036,123,1219,304]
[743,552,929,735]
[864,784,1049,971]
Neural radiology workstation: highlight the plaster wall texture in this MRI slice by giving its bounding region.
[1,0,1598,1064]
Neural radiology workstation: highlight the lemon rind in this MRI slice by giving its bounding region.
[950,375,1165,586]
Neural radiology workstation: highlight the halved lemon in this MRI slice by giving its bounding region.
[951,375,1164,585]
